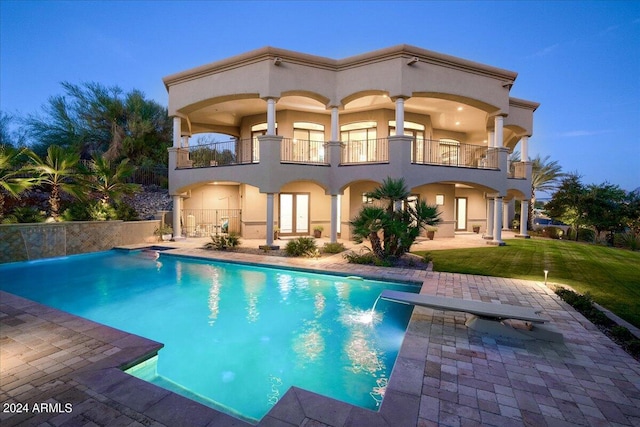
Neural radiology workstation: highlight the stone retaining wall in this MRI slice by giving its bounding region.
[0,220,161,264]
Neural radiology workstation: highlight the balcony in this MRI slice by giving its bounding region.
[281,138,328,165]
[175,137,504,172]
[177,139,257,168]
[411,139,498,169]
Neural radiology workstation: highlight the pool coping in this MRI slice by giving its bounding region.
[1,249,431,427]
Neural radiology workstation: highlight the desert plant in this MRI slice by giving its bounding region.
[343,247,392,266]
[284,237,317,257]
[322,242,346,254]
[205,233,240,250]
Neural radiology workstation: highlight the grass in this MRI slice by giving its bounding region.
[413,238,640,328]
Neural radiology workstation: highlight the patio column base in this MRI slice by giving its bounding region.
[486,240,505,246]
[482,235,494,240]
[259,245,280,250]
[515,234,531,239]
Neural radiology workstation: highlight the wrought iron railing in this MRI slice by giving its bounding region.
[341,138,389,164]
[508,161,527,179]
[182,139,257,168]
[181,209,242,237]
[281,138,328,164]
[411,139,498,169]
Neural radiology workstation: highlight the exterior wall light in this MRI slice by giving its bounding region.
[407,57,419,66]
[273,57,282,66]
[544,270,549,285]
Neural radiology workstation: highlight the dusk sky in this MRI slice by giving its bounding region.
[1,1,639,193]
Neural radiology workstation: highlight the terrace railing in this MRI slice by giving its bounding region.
[508,161,527,179]
[181,209,242,237]
[182,138,258,168]
[281,138,328,165]
[411,139,498,169]
[341,138,389,164]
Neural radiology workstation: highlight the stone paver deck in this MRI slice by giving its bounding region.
[2,237,639,426]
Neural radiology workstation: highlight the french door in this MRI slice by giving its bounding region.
[279,193,309,235]
[455,197,468,231]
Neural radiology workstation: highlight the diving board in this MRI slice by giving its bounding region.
[380,290,562,342]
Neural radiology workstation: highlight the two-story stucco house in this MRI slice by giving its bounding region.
[163,45,538,247]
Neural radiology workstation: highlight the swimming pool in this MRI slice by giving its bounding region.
[0,249,417,422]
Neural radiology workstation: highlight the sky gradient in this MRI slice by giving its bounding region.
[1,1,639,192]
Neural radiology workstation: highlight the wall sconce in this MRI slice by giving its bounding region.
[407,57,419,66]
[273,57,282,66]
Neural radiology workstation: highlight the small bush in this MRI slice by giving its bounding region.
[6,206,47,223]
[322,242,346,254]
[343,248,391,267]
[421,251,433,264]
[284,237,318,257]
[205,233,241,250]
[616,232,640,251]
[115,202,139,221]
[610,325,634,341]
[542,226,564,239]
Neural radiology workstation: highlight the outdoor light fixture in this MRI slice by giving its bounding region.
[407,56,419,66]
[544,270,549,285]
[273,57,282,66]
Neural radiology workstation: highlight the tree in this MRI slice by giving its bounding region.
[0,146,38,221]
[28,145,85,220]
[0,112,29,148]
[582,183,627,244]
[350,177,441,259]
[26,82,171,165]
[81,154,140,207]
[530,154,564,228]
[545,173,586,241]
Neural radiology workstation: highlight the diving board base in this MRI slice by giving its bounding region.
[465,316,563,343]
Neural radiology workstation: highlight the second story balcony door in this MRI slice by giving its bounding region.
[279,193,309,236]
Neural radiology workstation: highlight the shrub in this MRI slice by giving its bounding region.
[542,226,564,239]
[115,202,139,221]
[616,232,640,251]
[4,206,46,223]
[284,237,318,257]
[205,233,240,250]
[322,242,346,254]
[61,202,91,221]
[610,325,634,341]
[343,248,391,266]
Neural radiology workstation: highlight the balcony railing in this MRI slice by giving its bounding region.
[181,209,242,237]
[281,138,328,165]
[341,138,389,164]
[508,161,527,179]
[179,139,257,168]
[411,139,498,169]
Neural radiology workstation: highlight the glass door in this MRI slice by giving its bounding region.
[455,197,467,231]
[279,193,309,235]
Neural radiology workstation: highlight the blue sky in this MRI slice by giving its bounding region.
[1,1,639,192]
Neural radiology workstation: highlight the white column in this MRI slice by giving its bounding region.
[486,198,494,238]
[488,131,495,148]
[519,200,529,237]
[266,193,274,246]
[395,97,405,136]
[172,117,181,148]
[330,194,338,243]
[521,136,529,162]
[181,135,190,148]
[503,200,510,230]
[331,107,339,141]
[172,195,182,238]
[267,98,276,136]
[494,115,504,148]
[493,197,504,244]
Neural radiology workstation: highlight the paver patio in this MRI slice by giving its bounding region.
[1,235,639,426]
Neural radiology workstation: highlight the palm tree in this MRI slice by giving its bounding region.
[28,145,85,220]
[351,177,441,259]
[530,154,564,228]
[0,146,37,220]
[82,154,140,206]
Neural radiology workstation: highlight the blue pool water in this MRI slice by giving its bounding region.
[0,250,417,422]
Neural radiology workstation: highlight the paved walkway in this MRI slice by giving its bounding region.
[1,235,639,426]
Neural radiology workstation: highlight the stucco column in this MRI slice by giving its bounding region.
[485,197,494,239]
[330,107,339,141]
[172,195,182,238]
[521,135,529,161]
[395,97,405,136]
[518,200,530,238]
[172,117,181,148]
[181,135,190,148]
[494,115,504,148]
[503,200,510,230]
[488,130,495,148]
[490,197,505,245]
[330,194,338,243]
[265,193,275,246]
[267,98,277,136]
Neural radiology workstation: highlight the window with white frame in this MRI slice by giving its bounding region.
[341,121,378,162]
[293,122,325,162]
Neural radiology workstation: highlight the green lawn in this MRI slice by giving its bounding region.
[414,238,640,328]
